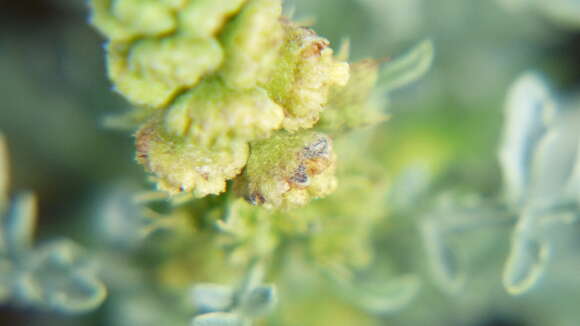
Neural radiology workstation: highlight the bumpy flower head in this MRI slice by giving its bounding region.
[89,0,384,209]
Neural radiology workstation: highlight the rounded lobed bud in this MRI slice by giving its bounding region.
[135,118,249,197]
[107,37,223,108]
[90,0,178,41]
[262,21,350,131]
[234,131,337,210]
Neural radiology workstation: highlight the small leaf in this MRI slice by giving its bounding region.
[191,283,234,313]
[420,220,465,293]
[499,72,555,206]
[5,192,37,254]
[192,312,248,326]
[239,285,277,317]
[48,273,108,314]
[377,39,434,91]
[503,228,549,295]
[23,240,107,313]
[527,110,580,205]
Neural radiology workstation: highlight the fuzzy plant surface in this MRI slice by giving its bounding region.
[88,0,433,325]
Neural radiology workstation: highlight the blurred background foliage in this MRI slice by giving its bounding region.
[2,0,580,325]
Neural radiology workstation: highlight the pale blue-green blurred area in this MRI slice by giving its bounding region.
[2,0,580,325]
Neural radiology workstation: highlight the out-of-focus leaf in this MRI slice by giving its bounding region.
[499,72,555,207]
[23,240,107,313]
[503,214,550,295]
[5,192,37,254]
[239,285,277,317]
[527,110,580,206]
[344,275,421,315]
[377,39,434,92]
[420,220,465,293]
[191,283,234,313]
[192,312,248,326]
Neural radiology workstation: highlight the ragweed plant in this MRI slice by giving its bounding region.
[88,0,432,324]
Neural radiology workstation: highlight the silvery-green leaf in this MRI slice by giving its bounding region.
[24,239,107,313]
[345,275,420,315]
[192,312,248,326]
[191,283,234,313]
[503,216,550,295]
[499,72,555,207]
[420,220,465,293]
[47,273,108,313]
[377,39,434,92]
[527,110,580,206]
[0,133,8,213]
[4,192,37,254]
[239,285,277,317]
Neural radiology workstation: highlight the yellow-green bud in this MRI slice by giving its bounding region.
[234,131,337,210]
[165,78,284,145]
[220,0,284,89]
[135,118,248,197]
[179,0,247,38]
[107,37,223,108]
[263,21,350,131]
[90,0,178,42]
